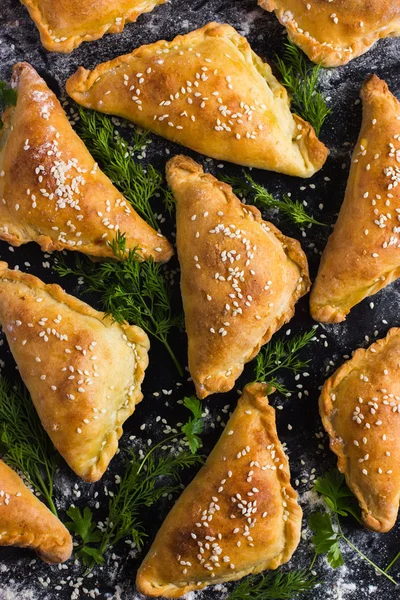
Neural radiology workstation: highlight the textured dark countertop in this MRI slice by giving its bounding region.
[0,1,399,599]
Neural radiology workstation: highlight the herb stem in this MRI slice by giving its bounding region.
[161,336,184,377]
[336,518,397,585]
[386,551,400,573]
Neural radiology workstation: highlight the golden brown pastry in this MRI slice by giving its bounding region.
[320,328,400,533]
[167,155,310,399]
[136,382,302,597]
[0,62,172,262]
[66,22,328,178]
[0,262,150,482]
[310,75,400,323]
[21,0,166,53]
[260,1,400,67]
[0,459,72,562]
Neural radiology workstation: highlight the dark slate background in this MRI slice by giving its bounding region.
[0,1,399,599]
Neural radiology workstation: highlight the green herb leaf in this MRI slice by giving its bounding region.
[220,171,325,227]
[275,41,331,136]
[309,511,344,569]
[54,232,183,375]
[253,328,317,394]
[181,396,204,454]
[0,81,17,129]
[314,469,362,524]
[227,569,318,600]
[0,377,58,515]
[65,506,103,544]
[76,106,162,230]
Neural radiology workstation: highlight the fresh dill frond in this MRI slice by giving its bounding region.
[76,106,162,231]
[310,468,397,584]
[254,328,317,395]
[275,41,331,136]
[0,81,17,128]
[66,399,205,569]
[227,569,318,600]
[54,232,183,375]
[220,171,325,227]
[163,187,176,216]
[0,377,58,515]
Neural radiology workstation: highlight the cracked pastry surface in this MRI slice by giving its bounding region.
[0,459,72,563]
[0,262,150,482]
[310,75,400,323]
[259,0,400,67]
[21,0,166,53]
[320,328,400,533]
[167,155,310,399]
[0,62,172,263]
[136,382,302,597]
[66,22,328,177]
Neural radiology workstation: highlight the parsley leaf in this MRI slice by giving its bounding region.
[65,506,103,567]
[309,511,344,569]
[181,396,204,454]
[314,469,362,524]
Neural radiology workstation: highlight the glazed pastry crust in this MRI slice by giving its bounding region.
[310,75,400,323]
[21,0,166,53]
[0,459,72,563]
[320,328,400,533]
[167,155,310,399]
[260,0,400,67]
[0,62,172,263]
[136,383,302,597]
[66,22,328,178]
[0,262,150,482]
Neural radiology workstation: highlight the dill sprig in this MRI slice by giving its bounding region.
[66,398,204,568]
[0,377,58,515]
[221,172,325,227]
[54,232,183,375]
[227,569,318,600]
[0,81,17,128]
[275,41,331,136]
[310,469,397,585]
[254,328,317,395]
[76,106,162,231]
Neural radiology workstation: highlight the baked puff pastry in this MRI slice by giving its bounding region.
[320,328,400,533]
[310,75,400,323]
[0,459,72,562]
[166,155,310,399]
[66,22,328,177]
[21,0,166,53]
[0,62,172,262]
[260,1,400,67]
[136,382,302,597]
[0,262,150,482]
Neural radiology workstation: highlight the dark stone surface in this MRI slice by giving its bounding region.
[0,1,399,598]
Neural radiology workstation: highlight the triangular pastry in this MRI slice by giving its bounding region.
[166,155,310,399]
[0,62,172,262]
[320,328,400,533]
[136,382,302,597]
[310,75,400,323]
[0,262,150,482]
[21,0,166,53]
[259,1,400,67]
[66,22,328,178]
[0,459,72,563]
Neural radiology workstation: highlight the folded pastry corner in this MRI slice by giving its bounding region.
[310,74,400,323]
[0,62,172,262]
[136,382,302,597]
[0,262,150,482]
[260,1,400,67]
[21,0,166,53]
[0,459,72,563]
[66,22,328,177]
[320,328,400,533]
[167,155,310,399]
